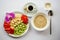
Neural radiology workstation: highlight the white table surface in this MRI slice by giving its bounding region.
[0,0,60,40]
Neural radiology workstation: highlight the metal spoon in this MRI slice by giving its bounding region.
[48,10,53,35]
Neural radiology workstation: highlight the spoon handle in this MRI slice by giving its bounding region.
[50,18,52,35]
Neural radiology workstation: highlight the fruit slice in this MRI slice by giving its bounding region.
[4,21,10,28]
[6,27,14,34]
[21,14,28,24]
[4,21,14,34]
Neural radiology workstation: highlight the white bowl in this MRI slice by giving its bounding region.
[5,11,29,37]
[31,12,50,31]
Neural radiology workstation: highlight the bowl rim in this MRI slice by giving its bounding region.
[31,12,50,31]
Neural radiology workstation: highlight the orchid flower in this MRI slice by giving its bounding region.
[5,12,15,22]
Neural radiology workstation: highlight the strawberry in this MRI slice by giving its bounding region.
[6,27,14,34]
[21,14,28,24]
[4,21,10,29]
[4,21,14,34]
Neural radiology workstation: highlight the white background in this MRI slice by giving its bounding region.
[0,0,60,40]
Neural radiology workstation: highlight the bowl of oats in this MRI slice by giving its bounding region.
[31,12,50,31]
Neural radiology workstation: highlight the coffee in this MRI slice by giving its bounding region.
[28,5,33,11]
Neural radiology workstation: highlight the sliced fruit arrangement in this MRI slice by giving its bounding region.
[4,12,28,37]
